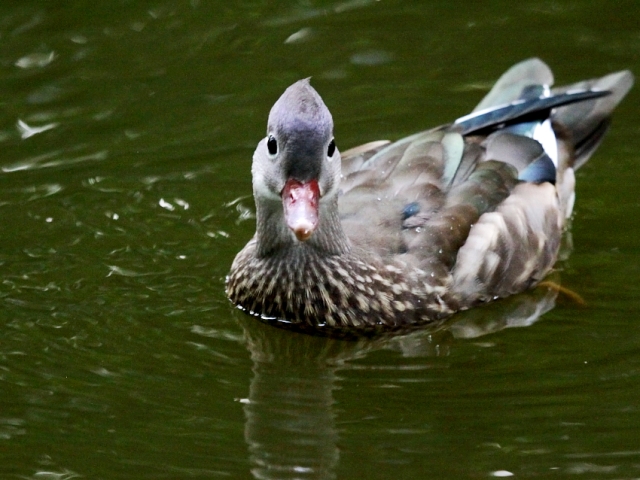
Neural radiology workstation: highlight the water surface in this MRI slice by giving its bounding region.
[1,1,640,479]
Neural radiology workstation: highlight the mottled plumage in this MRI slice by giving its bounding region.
[227,58,633,332]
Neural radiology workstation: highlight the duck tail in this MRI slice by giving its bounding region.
[466,58,633,171]
[552,69,634,170]
[462,59,633,221]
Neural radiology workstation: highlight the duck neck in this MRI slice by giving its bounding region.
[255,195,351,259]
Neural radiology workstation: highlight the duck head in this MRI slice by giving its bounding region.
[252,79,341,244]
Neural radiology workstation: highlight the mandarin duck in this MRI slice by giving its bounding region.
[226,58,633,332]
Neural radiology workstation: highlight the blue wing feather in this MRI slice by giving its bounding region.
[454,89,610,136]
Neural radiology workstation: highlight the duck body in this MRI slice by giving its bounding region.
[227,58,633,332]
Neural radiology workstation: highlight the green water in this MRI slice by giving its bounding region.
[1,1,639,478]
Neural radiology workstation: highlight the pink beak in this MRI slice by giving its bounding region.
[282,178,320,241]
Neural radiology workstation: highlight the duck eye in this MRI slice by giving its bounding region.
[267,135,278,155]
[327,139,336,157]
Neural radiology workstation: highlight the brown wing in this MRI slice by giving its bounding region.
[451,182,562,306]
[337,58,632,307]
[338,128,534,269]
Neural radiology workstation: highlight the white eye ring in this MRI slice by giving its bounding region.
[267,134,278,156]
[327,138,336,159]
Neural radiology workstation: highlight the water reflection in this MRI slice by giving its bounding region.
[239,282,559,479]
[242,326,341,479]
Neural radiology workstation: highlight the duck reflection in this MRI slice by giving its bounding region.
[240,281,560,479]
[242,326,342,479]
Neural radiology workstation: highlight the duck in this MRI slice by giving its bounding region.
[226,58,633,332]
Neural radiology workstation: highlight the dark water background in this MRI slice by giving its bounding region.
[1,1,639,478]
